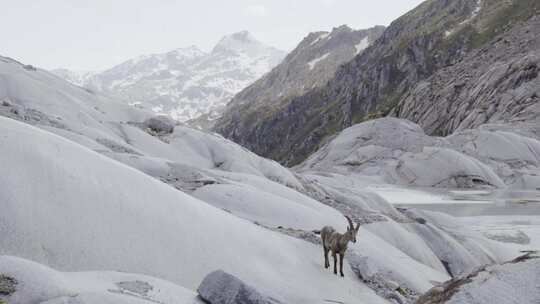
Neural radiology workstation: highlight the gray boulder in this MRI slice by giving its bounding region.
[144,116,176,134]
[197,270,282,304]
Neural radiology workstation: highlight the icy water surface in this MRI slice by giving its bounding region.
[369,185,540,251]
[369,186,540,216]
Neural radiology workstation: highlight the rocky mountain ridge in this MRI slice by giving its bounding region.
[215,0,540,166]
[214,25,385,131]
[393,13,540,139]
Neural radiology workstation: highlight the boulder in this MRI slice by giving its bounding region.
[197,270,282,304]
[1,99,12,107]
[144,116,176,134]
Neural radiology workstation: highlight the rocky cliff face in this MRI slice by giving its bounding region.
[214,25,385,131]
[393,14,540,139]
[215,0,539,166]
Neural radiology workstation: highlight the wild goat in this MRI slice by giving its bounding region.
[320,215,360,277]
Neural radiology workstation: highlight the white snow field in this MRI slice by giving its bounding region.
[0,117,385,304]
[446,256,540,304]
[416,254,540,304]
[0,256,201,304]
[0,56,149,139]
[0,56,536,303]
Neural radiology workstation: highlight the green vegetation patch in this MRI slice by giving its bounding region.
[469,0,540,48]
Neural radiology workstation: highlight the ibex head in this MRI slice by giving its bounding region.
[344,215,360,243]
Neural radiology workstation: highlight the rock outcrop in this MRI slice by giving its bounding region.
[416,253,540,304]
[448,127,540,189]
[394,14,540,139]
[143,115,176,134]
[197,270,282,304]
[297,118,506,189]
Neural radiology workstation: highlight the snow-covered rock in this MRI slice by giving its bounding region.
[0,256,200,304]
[448,128,540,189]
[192,181,339,230]
[364,220,447,273]
[298,118,505,189]
[52,32,286,123]
[0,55,151,151]
[417,254,540,304]
[1,54,531,304]
[0,117,386,304]
[401,209,514,277]
[0,56,303,192]
[197,270,280,304]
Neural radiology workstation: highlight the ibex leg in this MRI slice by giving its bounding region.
[333,252,337,275]
[324,247,330,269]
[339,253,345,277]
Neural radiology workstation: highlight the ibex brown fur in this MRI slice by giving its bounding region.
[320,215,360,277]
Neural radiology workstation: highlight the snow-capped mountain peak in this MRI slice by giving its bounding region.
[212,31,270,56]
[169,45,207,60]
[52,33,286,123]
[51,68,98,87]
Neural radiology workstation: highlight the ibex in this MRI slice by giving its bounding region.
[320,215,360,277]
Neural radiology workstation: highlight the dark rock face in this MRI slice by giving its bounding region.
[215,0,540,166]
[0,274,17,296]
[214,25,385,159]
[197,270,282,304]
[394,14,540,138]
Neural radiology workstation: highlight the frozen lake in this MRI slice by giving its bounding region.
[368,186,540,216]
[369,185,540,252]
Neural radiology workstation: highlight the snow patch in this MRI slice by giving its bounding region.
[308,53,331,70]
[355,37,370,54]
[0,256,199,304]
[310,32,330,46]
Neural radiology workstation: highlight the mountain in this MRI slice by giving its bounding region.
[393,13,540,138]
[1,54,524,303]
[50,68,97,87]
[214,0,540,166]
[214,25,384,132]
[52,31,286,122]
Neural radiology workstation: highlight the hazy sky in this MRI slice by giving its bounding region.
[2,0,424,71]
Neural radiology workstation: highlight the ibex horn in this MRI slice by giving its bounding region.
[345,215,354,230]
